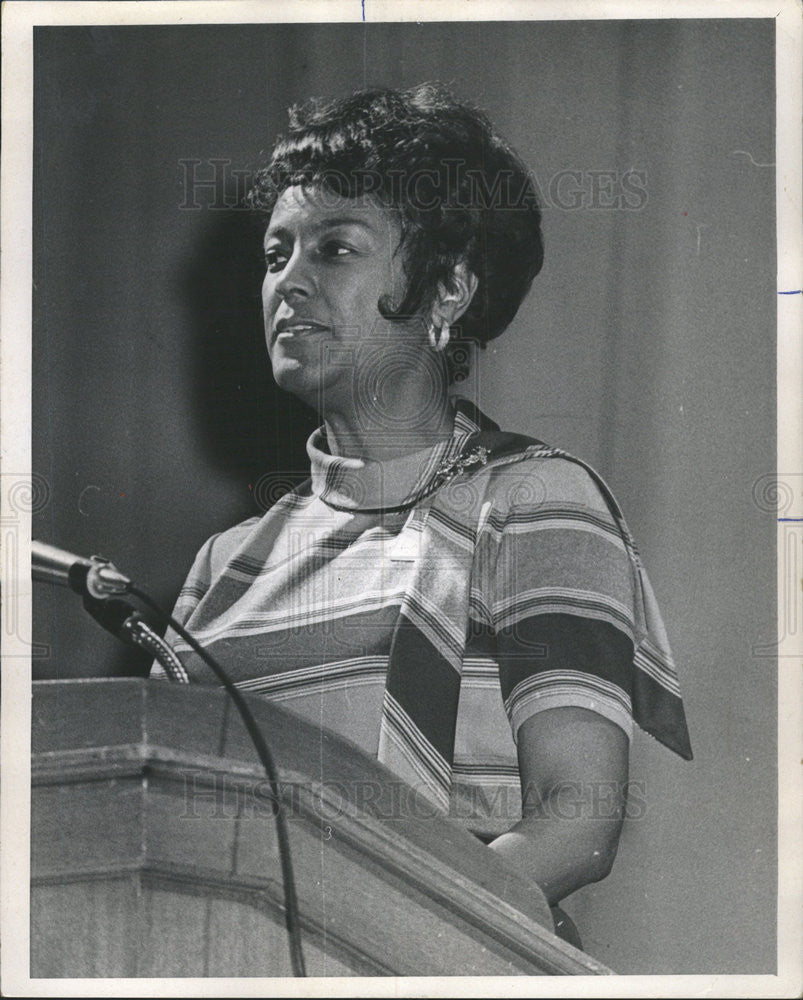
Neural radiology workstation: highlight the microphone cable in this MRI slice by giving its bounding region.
[125,584,307,978]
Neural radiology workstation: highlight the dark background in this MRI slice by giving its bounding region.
[32,20,777,974]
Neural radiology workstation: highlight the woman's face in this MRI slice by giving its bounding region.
[262,185,419,414]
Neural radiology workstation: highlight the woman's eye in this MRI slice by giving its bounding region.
[264,248,288,273]
[320,241,354,258]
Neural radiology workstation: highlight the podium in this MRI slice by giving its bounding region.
[31,679,612,977]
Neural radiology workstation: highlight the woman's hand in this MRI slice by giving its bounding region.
[487,705,629,907]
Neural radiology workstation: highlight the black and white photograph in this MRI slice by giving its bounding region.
[1,0,801,994]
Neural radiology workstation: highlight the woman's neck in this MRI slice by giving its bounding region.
[322,387,454,462]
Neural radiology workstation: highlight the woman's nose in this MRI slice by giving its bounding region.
[273,250,315,301]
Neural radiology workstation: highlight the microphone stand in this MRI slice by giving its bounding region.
[81,595,189,684]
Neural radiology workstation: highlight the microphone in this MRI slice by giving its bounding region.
[32,540,131,599]
[32,541,188,682]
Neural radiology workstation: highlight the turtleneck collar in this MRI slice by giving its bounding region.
[306,397,493,512]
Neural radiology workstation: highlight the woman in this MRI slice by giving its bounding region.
[162,83,691,925]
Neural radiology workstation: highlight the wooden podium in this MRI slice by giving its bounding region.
[31,679,611,978]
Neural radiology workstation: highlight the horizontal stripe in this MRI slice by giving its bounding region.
[460,658,501,686]
[496,613,634,700]
[173,588,411,646]
[234,656,387,698]
[492,588,636,638]
[428,506,479,550]
[451,762,520,779]
[484,506,626,542]
[505,671,634,743]
[176,582,210,600]
[505,669,633,716]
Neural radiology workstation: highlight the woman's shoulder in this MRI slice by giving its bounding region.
[208,514,263,549]
[191,481,316,576]
[482,434,618,518]
[188,514,263,580]
[450,401,618,518]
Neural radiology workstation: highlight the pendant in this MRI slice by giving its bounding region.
[436,445,490,483]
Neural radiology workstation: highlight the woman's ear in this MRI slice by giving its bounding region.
[432,261,479,328]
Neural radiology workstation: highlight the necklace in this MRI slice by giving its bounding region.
[320,442,490,515]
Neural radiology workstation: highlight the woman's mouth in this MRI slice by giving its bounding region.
[274,318,330,340]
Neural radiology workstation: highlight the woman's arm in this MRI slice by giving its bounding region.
[487,705,629,907]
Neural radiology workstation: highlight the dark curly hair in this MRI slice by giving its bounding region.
[248,82,544,346]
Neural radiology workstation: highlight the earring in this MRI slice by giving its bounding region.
[427,319,450,352]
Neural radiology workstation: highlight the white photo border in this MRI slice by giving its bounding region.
[2,1,801,996]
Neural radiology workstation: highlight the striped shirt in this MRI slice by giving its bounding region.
[161,399,691,835]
